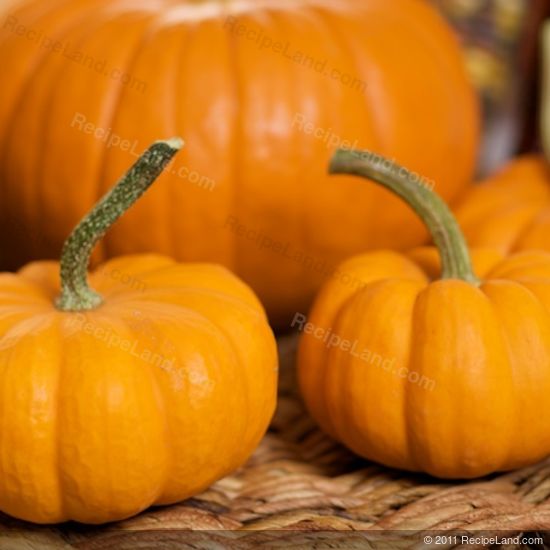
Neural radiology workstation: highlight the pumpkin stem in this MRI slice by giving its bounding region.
[55,137,184,311]
[329,149,479,284]
[541,21,550,161]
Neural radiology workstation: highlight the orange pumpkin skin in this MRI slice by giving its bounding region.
[454,155,550,254]
[0,0,479,326]
[297,247,550,478]
[0,254,277,524]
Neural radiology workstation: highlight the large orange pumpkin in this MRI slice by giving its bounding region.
[298,149,550,478]
[0,139,277,524]
[0,0,479,326]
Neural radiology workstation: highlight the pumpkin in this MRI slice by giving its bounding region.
[454,154,550,253]
[298,148,550,479]
[454,22,550,254]
[0,138,278,524]
[0,0,479,326]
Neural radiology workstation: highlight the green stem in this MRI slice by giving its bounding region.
[56,137,184,311]
[329,149,479,284]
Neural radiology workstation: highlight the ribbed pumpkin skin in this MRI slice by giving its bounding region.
[298,247,550,478]
[0,0,479,325]
[455,155,550,253]
[0,254,277,524]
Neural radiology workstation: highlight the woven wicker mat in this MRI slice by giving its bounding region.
[1,334,550,549]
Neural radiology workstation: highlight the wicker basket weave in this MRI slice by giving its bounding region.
[2,335,550,549]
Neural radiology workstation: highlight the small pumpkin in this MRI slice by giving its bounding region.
[454,22,550,254]
[298,148,550,479]
[0,0,479,326]
[0,139,277,524]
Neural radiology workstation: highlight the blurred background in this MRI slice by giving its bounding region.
[430,0,550,176]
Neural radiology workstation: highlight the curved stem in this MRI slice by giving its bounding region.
[56,137,184,311]
[329,149,479,284]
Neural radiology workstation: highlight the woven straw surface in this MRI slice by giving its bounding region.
[2,334,550,549]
